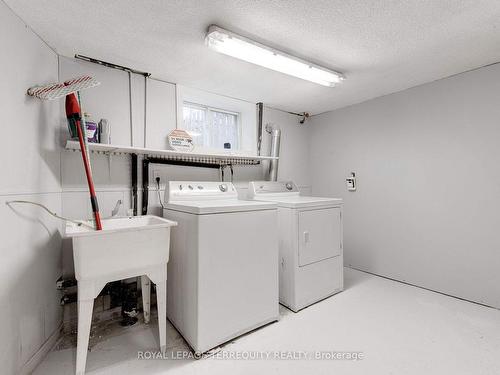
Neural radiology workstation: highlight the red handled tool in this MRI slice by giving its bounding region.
[28,76,103,230]
[65,93,102,230]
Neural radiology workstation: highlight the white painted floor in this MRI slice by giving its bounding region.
[35,268,500,375]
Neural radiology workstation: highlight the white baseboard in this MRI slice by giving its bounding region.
[19,323,62,375]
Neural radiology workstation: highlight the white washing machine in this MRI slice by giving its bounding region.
[163,181,279,353]
[248,181,343,312]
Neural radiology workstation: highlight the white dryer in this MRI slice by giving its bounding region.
[163,181,279,353]
[248,181,343,312]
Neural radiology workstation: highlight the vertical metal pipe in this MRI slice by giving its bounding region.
[219,164,225,182]
[131,154,138,216]
[268,129,281,181]
[128,71,134,146]
[142,158,150,215]
[256,102,264,156]
[144,76,148,148]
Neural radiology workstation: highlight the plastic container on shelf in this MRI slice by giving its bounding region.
[84,113,99,143]
[98,118,111,144]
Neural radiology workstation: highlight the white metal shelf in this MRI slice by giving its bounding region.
[65,140,277,165]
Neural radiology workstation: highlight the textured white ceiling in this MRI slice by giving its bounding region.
[5,0,500,114]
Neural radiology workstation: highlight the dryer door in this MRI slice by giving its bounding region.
[298,207,341,267]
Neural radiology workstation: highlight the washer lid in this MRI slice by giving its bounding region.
[164,199,277,214]
[164,181,277,214]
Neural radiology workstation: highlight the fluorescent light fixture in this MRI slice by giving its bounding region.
[205,25,344,87]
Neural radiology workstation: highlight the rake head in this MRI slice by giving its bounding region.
[27,75,100,100]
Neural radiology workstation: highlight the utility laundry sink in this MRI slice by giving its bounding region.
[64,215,177,375]
[65,215,176,280]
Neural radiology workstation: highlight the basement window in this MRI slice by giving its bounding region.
[182,102,241,150]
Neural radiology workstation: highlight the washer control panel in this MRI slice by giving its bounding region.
[167,181,237,202]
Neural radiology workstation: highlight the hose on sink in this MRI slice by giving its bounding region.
[5,200,95,229]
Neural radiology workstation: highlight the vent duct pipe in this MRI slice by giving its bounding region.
[268,128,281,181]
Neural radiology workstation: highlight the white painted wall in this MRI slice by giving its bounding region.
[59,57,133,146]
[261,108,311,193]
[145,78,176,149]
[0,2,62,374]
[310,63,500,308]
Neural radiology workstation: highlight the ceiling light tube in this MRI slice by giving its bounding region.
[205,25,344,87]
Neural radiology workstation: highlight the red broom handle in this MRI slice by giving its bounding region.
[75,120,102,230]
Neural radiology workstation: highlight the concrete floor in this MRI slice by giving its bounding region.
[35,268,500,375]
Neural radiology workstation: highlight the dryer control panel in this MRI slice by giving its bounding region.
[166,181,237,202]
[248,181,300,198]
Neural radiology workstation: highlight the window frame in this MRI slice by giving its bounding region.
[176,85,257,155]
[182,101,242,152]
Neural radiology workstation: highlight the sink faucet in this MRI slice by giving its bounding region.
[110,199,123,218]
